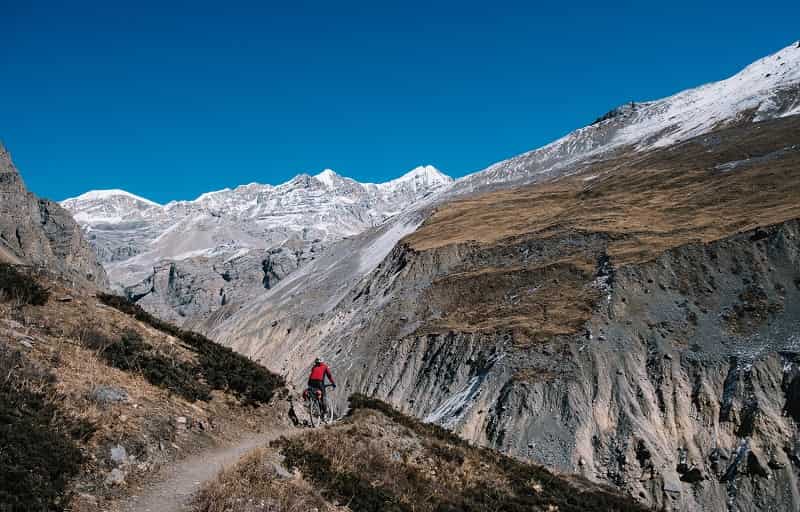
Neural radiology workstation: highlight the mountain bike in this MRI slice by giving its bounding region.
[303,384,334,427]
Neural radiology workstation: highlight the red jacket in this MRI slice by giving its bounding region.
[309,363,335,385]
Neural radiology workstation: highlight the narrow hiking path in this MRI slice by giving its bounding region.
[116,428,292,512]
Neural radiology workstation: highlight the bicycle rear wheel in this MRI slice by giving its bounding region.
[307,399,319,427]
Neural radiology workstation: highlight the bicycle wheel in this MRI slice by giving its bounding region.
[307,399,319,427]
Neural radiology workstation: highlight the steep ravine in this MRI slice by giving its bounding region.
[219,219,800,512]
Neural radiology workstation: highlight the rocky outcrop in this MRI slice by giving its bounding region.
[226,218,800,512]
[123,240,321,326]
[0,144,107,288]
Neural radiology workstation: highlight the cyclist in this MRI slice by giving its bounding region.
[307,357,335,414]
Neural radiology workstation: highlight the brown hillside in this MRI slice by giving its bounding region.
[404,116,800,342]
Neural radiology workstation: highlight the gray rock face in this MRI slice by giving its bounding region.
[0,144,107,288]
[121,238,324,327]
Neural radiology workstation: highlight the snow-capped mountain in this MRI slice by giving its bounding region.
[63,165,451,267]
[452,41,800,194]
[61,166,452,324]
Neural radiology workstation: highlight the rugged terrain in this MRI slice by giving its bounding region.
[207,43,800,512]
[193,395,645,512]
[5,40,799,512]
[62,166,452,326]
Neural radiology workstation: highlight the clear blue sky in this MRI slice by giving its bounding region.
[2,1,798,203]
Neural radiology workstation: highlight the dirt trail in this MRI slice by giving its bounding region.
[117,429,291,512]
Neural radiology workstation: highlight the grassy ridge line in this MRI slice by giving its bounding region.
[347,395,646,512]
[272,394,647,512]
[96,293,285,405]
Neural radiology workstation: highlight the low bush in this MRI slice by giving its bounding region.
[0,263,49,306]
[348,394,464,445]
[96,293,284,404]
[192,448,334,512]
[280,438,410,512]
[0,343,93,511]
[84,329,212,402]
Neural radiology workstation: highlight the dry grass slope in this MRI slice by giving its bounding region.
[194,395,646,512]
[407,116,800,259]
[403,116,800,343]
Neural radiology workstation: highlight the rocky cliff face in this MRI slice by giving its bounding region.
[210,115,800,511]
[0,144,107,288]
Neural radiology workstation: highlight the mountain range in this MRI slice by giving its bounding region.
[62,165,452,323]
[53,40,800,511]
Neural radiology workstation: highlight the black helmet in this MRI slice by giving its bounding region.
[314,357,323,365]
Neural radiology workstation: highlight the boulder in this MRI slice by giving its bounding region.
[110,444,127,466]
[105,468,126,486]
[89,385,129,405]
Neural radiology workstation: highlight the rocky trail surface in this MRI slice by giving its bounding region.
[116,427,294,512]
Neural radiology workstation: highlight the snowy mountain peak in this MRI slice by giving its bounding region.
[65,189,161,207]
[314,168,341,188]
[378,165,453,192]
[62,164,454,279]
[403,165,451,184]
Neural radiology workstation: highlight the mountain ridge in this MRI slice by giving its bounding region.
[202,42,800,511]
[63,164,452,209]
[61,164,453,325]
[450,40,800,195]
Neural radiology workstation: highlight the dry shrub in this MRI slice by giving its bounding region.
[0,342,93,511]
[78,328,212,402]
[192,448,334,512]
[96,293,284,404]
[0,263,49,306]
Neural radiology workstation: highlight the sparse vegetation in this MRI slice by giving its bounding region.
[96,293,284,404]
[192,447,335,512]
[82,329,212,402]
[248,395,646,512]
[0,343,93,512]
[0,263,49,306]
